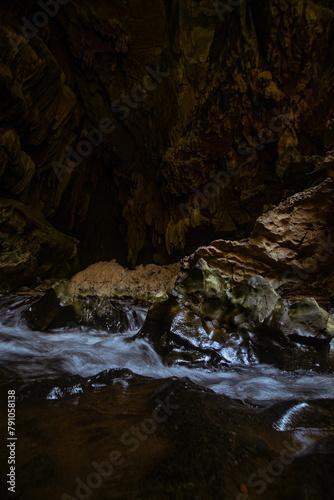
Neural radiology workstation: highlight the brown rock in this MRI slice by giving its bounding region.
[182,178,334,284]
[0,251,37,290]
[1,1,334,266]
[0,198,79,287]
[66,260,180,301]
[324,148,334,178]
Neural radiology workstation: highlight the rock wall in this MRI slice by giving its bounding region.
[0,0,333,279]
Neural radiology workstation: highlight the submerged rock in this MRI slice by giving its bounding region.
[2,370,334,500]
[24,288,147,333]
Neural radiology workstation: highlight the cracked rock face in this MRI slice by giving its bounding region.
[183,177,334,288]
[0,0,333,274]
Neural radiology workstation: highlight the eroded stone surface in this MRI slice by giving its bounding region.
[183,178,334,286]
[139,263,334,371]
[64,259,180,302]
[0,1,334,267]
[0,198,79,289]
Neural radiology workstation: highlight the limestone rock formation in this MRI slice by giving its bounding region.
[183,177,334,286]
[61,259,180,302]
[139,263,334,371]
[0,198,78,289]
[0,1,333,268]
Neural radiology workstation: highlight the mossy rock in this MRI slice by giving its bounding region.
[175,258,229,301]
[288,298,334,339]
[0,251,37,290]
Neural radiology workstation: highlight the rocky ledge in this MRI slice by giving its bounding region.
[63,259,180,302]
[183,175,334,289]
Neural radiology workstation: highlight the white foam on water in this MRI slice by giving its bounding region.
[1,320,334,403]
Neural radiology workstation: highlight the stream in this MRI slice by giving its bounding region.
[1,295,334,499]
[2,316,334,404]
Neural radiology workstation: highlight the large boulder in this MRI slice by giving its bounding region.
[183,177,334,286]
[288,298,334,337]
[24,289,78,331]
[65,260,180,302]
[138,260,333,371]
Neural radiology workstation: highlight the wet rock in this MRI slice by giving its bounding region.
[136,294,225,368]
[136,295,178,356]
[137,260,333,371]
[248,323,330,371]
[2,371,334,500]
[286,298,334,355]
[175,258,229,300]
[24,288,147,333]
[24,289,78,331]
[226,275,279,328]
[70,296,147,332]
[174,257,230,325]
[288,298,334,338]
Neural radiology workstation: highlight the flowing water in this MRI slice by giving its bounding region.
[1,294,334,404]
[1,295,334,500]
